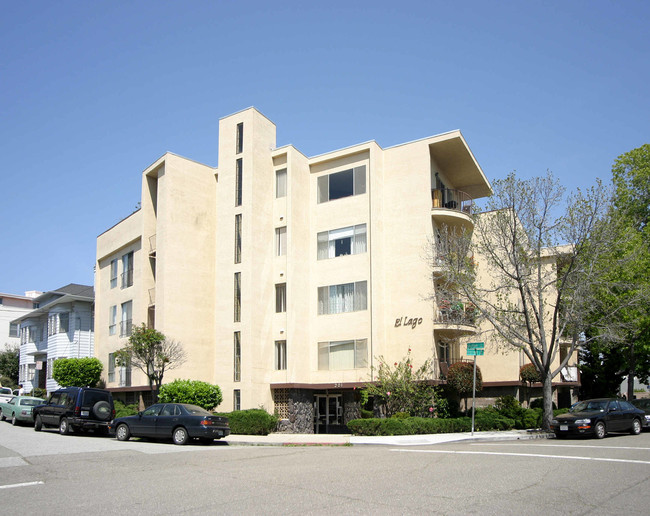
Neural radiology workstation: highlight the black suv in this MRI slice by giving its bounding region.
[33,387,115,435]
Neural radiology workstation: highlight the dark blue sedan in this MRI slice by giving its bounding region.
[110,403,230,445]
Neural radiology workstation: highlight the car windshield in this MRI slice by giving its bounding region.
[182,404,211,416]
[20,398,43,407]
[571,400,607,413]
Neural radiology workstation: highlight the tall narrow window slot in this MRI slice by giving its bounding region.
[234,332,241,382]
[234,272,241,322]
[236,123,243,154]
[234,214,242,264]
[235,158,243,207]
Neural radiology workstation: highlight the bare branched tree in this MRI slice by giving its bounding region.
[427,172,645,429]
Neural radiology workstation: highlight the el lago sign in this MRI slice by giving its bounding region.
[394,316,423,329]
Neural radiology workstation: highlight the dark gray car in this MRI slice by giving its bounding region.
[33,387,114,435]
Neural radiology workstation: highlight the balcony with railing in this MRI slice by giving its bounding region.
[434,296,477,336]
[431,188,474,228]
[119,319,133,338]
[438,357,473,379]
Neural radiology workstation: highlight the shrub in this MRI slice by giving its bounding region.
[360,409,374,419]
[447,361,482,410]
[52,357,103,387]
[114,400,139,418]
[392,412,410,419]
[520,363,542,384]
[1,376,16,389]
[158,379,223,410]
[531,398,557,410]
[473,408,515,431]
[214,409,278,435]
[32,388,47,399]
[347,417,472,436]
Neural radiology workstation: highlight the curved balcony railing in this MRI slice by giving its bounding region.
[431,188,473,215]
[435,298,477,326]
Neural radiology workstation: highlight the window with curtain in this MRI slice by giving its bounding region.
[110,259,118,288]
[318,281,367,315]
[58,312,69,333]
[275,168,287,198]
[275,226,287,256]
[108,353,115,383]
[275,340,287,370]
[318,339,368,370]
[109,305,117,335]
[317,224,366,260]
[275,283,286,313]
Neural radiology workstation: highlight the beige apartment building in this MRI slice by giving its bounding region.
[95,108,578,432]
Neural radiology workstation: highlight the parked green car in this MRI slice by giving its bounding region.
[0,396,45,426]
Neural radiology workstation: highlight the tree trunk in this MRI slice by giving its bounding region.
[542,373,554,431]
[627,343,636,401]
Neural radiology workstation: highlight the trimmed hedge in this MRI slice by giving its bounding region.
[347,417,472,436]
[214,409,278,435]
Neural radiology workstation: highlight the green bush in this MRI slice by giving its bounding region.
[360,409,374,419]
[522,408,542,428]
[32,388,47,399]
[347,417,472,436]
[473,408,516,431]
[52,357,103,387]
[1,376,17,389]
[114,400,139,418]
[158,379,223,410]
[392,411,410,419]
[214,409,278,435]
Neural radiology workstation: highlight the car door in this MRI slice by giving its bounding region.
[40,393,61,426]
[606,400,625,431]
[155,404,181,438]
[130,404,162,437]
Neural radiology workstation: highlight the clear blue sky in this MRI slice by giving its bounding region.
[1,1,648,295]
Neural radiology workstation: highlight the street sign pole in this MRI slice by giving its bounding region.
[471,354,477,436]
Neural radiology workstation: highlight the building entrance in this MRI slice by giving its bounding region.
[314,394,343,434]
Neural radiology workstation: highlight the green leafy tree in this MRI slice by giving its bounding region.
[365,350,444,418]
[446,361,482,411]
[430,172,643,430]
[52,357,103,387]
[0,345,19,386]
[115,324,186,401]
[520,363,541,407]
[157,379,223,410]
[586,145,650,399]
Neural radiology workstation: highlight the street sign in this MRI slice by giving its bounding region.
[467,349,484,356]
[467,342,484,355]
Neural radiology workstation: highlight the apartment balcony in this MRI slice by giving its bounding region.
[119,319,133,338]
[433,298,477,337]
[431,188,474,229]
[438,358,472,379]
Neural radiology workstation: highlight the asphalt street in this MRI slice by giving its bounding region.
[1,422,649,515]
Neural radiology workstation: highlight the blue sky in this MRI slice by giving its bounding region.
[1,1,648,295]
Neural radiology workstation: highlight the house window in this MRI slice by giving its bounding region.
[28,326,38,343]
[28,363,36,381]
[234,214,242,264]
[234,332,241,382]
[110,259,118,289]
[108,353,115,383]
[318,281,367,315]
[120,301,133,337]
[234,389,241,411]
[235,158,243,207]
[275,226,287,256]
[236,122,243,154]
[121,251,134,289]
[275,168,287,198]
[9,323,18,338]
[234,273,241,323]
[58,313,70,334]
[47,358,53,379]
[275,283,286,313]
[317,166,366,203]
[275,340,287,370]
[318,339,368,370]
[119,359,131,387]
[109,305,117,336]
[317,224,367,260]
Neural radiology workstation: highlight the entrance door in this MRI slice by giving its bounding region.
[314,394,342,434]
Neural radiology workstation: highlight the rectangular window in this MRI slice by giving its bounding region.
[110,259,118,289]
[275,226,287,256]
[234,214,242,264]
[275,168,287,198]
[234,389,241,411]
[234,272,241,323]
[47,358,53,379]
[275,283,286,313]
[28,363,36,381]
[121,251,134,289]
[317,166,366,203]
[275,340,287,370]
[317,224,367,260]
[236,122,243,154]
[108,353,115,383]
[234,332,241,382]
[119,359,132,387]
[109,305,117,336]
[58,313,69,334]
[28,326,37,343]
[318,339,368,370]
[9,323,18,338]
[235,158,243,207]
[48,314,56,336]
[318,281,367,315]
[120,301,133,337]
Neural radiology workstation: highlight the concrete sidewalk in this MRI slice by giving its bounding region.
[225,429,553,446]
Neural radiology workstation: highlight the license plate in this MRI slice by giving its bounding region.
[560,425,568,431]
[81,410,89,417]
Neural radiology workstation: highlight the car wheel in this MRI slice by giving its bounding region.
[172,426,189,445]
[11,413,18,426]
[595,421,606,439]
[116,424,131,441]
[93,401,112,421]
[59,418,71,435]
[631,418,642,435]
[34,415,42,432]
